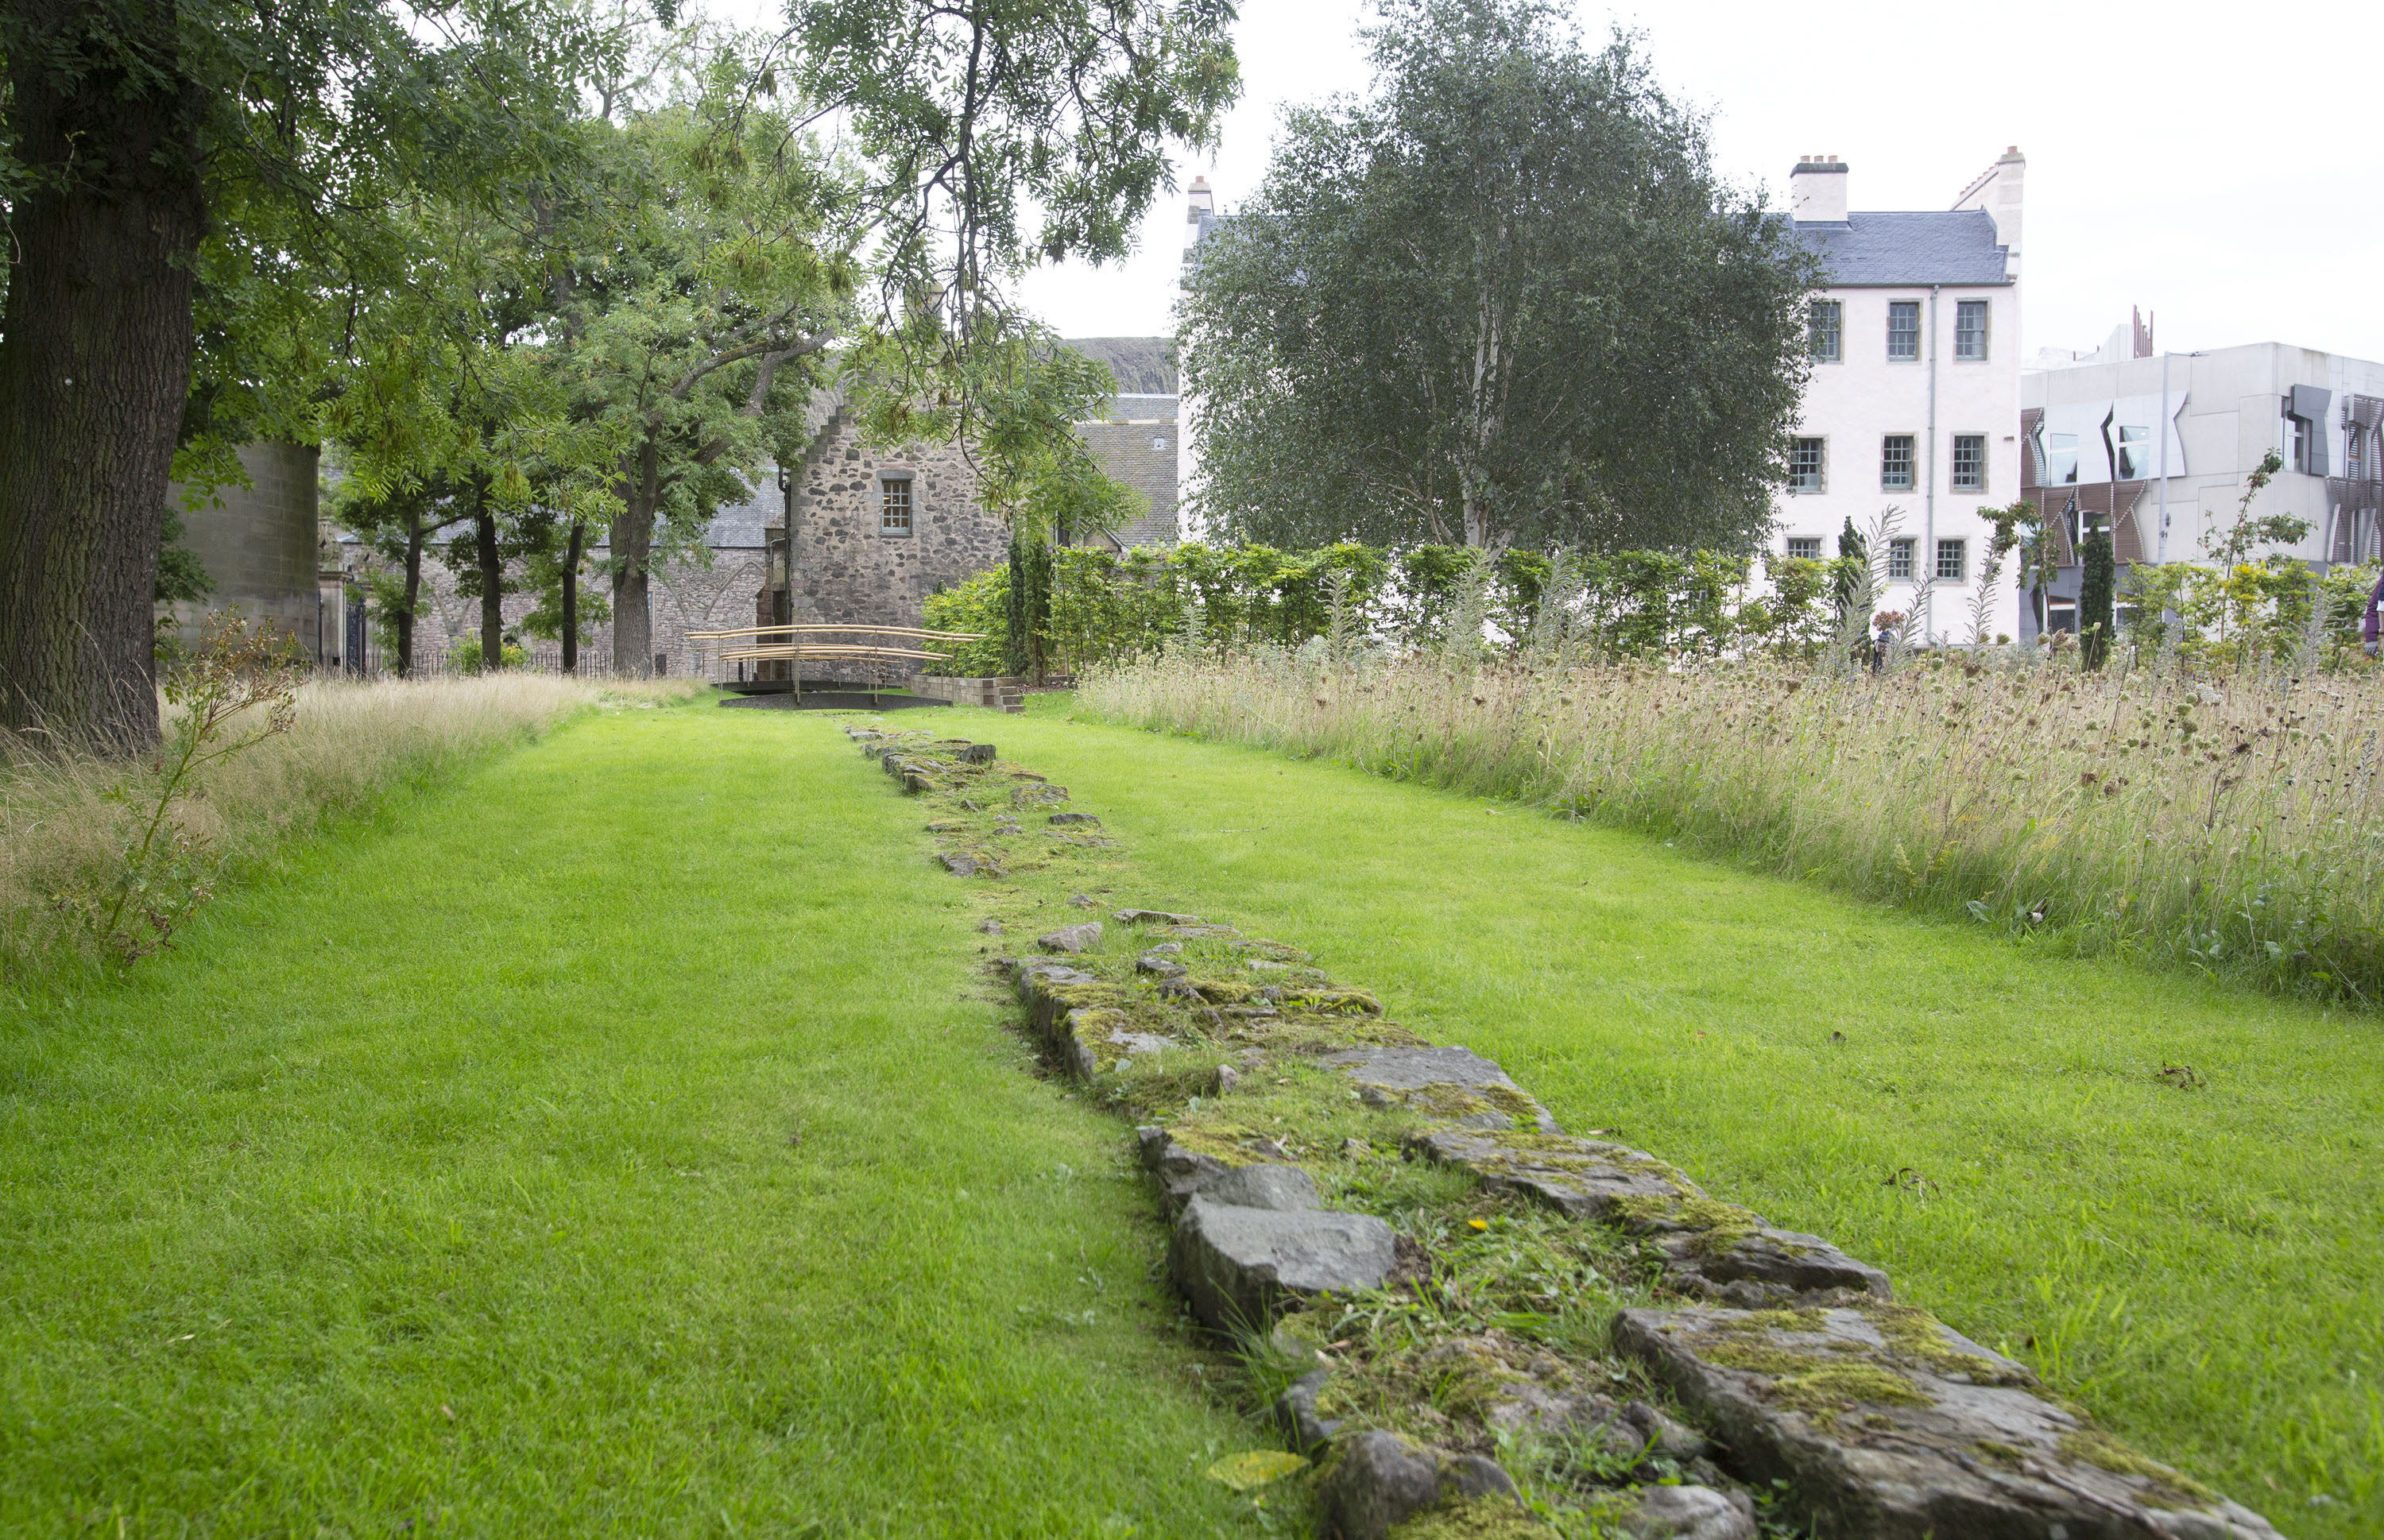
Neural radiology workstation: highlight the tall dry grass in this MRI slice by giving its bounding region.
[0,674,689,979]
[1083,648,2384,1004]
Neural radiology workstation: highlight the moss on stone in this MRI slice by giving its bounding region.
[1860,1302,2035,1387]
[1709,1308,1827,1335]
[1385,1496,1542,1540]
[1479,1085,1542,1124]
[1416,1344,1527,1422]
[1283,987,1384,1016]
[2057,1430,2217,1509]
[1973,1439,2027,1471]
[1694,1339,1826,1378]
[1768,1363,1929,1419]
[1405,1085,1498,1120]
[1611,1194,1762,1251]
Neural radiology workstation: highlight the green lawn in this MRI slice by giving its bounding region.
[980,693,2382,1538]
[0,698,1266,1538]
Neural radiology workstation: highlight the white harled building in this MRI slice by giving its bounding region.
[1776,149,2028,642]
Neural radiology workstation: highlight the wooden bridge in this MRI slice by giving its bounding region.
[684,623,989,705]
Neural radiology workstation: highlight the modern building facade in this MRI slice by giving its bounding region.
[2020,339,2384,634]
[1774,149,2028,642]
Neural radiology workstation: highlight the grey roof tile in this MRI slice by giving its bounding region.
[1790,210,2011,287]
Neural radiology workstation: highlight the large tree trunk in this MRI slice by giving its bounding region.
[609,442,660,676]
[398,514,425,677]
[560,520,584,675]
[0,2,208,753]
[474,493,505,670]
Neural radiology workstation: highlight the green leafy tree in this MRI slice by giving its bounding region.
[0,0,602,748]
[548,42,860,676]
[1181,0,1813,552]
[788,0,1237,378]
[2078,523,2115,669]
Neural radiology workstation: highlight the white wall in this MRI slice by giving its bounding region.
[1777,284,2025,641]
[2023,342,2384,567]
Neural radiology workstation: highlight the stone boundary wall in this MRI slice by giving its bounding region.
[853,729,2281,1540]
[908,675,1025,713]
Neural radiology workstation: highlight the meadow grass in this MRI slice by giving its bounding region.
[1080,648,2384,1004]
[0,672,666,980]
[969,693,2383,1537]
[0,696,1268,1537]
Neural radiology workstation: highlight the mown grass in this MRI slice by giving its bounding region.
[973,692,2383,1538]
[0,695,1267,1537]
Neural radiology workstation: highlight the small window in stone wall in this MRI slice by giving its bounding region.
[880,477,913,535]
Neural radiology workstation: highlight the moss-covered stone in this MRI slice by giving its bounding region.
[1860,1302,2036,1387]
[2057,1430,2218,1509]
[1384,1496,1542,1540]
[1768,1363,1930,1421]
[1610,1193,1763,1252]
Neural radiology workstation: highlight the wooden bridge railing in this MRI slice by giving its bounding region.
[683,624,989,703]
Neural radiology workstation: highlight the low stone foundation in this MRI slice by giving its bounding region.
[850,726,2281,1540]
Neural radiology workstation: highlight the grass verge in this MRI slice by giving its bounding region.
[0,695,1267,1537]
[1,673,666,981]
[957,692,2384,1538]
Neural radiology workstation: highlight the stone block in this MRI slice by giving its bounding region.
[1036,922,1102,954]
[1314,1432,1523,1540]
[1170,1195,1397,1331]
[1611,1484,1755,1540]
[1273,1369,1344,1454]
[1613,1306,2282,1540]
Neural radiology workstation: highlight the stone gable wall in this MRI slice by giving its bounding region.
[1077,419,1177,550]
[789,410,1010,656]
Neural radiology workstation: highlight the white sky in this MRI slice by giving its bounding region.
[999,0,2384,364]
[702,0,2384,363]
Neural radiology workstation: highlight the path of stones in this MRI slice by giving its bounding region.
[861,727,2281,1540]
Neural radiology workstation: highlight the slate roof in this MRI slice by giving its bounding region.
[705,479,781,547]
[1063,337,1178,394]
[1790,210,2011,288]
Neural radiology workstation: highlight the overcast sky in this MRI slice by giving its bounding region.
[984,0,2384,365]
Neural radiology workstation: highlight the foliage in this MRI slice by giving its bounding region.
[788,0,1238,349]
[453,638,532,672]
[920,570,1012,676]
[46,615,302,963]
[153,509,216,607]
[927,539,1829,675]
[1083,642,2384,1004]
[1180,0,1813,551]
[2078,527,2115,670]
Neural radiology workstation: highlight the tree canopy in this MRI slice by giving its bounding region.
[2,0,1238,744]
[1180,0,1815,553]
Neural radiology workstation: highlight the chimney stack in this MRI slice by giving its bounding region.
[1184,176,1215,250]
[1789,155,1848,222]
[1951,146,2025,278]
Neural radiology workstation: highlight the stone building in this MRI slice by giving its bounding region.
[325,341,1179,679]
[162,443,326,657]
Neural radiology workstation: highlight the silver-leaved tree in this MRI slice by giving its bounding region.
[1182,0,1817,555]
